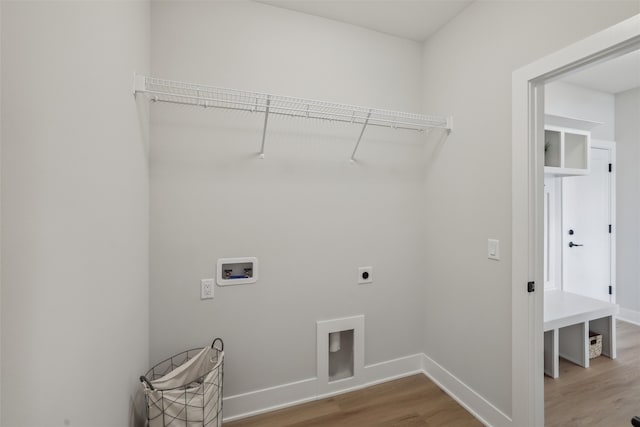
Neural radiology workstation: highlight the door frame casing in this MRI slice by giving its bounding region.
[511,14,640,427]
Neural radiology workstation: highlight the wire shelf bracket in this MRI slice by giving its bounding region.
[350,110,372,163]
[133,73,453,161]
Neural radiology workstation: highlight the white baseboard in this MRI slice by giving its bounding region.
[222,352,511,427]
[421,354,512,427]
[361,353,424,384]
[222,376,318,422]
[223,353,422,422]
[618,307,640,327]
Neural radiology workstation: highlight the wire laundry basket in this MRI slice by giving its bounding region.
[140,338,224,427]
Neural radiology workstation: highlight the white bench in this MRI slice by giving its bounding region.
[544,290,618,378]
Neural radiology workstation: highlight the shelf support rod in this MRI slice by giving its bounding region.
[259,96,271,159]
[350,110,372,162]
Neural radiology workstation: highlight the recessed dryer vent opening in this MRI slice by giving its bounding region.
[316,315,364,393]
[329,330,354,382]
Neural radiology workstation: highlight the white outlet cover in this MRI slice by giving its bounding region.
[201,278,214,299]
[358,266,373,284]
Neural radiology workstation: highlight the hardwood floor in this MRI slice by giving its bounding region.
[545,320,640,427]
[225,321,639,427]
[224,374,483,427]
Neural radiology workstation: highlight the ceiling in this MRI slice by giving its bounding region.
[257,0,474,42]
[257,0,638,94]
[560,49,640,94]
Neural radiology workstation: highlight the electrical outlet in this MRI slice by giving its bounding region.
[358,266,373,284]
[201,279,214,299]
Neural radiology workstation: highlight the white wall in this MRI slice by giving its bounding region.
[545,81,615,140]
[0,1,3,422]
[0,2,634,424]
[420,1,639,417]
[615,87,640,313]
[150,1,428,398]
[1,2,150,426]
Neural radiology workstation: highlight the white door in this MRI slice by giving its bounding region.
[562,145,614,302]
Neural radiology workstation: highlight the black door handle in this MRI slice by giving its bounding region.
[569,242,584,248]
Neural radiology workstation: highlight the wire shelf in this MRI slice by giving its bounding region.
[134,74,452,160]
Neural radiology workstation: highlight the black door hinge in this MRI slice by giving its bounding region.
[609,285,613,295]
[528,281,535,293]
[609,163,612,172]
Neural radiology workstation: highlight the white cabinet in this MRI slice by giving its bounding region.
[544,125,590,176]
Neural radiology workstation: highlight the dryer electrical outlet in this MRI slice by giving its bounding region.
[358,266,373,284]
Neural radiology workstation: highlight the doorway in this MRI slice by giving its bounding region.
[562,143,615,302]
[511,14,640,426]
[544,142,616,302]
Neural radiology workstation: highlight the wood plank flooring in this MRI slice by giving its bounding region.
[545,320,640,427]
[224,374,483,427]
[225,320,640,427]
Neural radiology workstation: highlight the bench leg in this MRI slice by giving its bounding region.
[589,316,616,359]
[559,321,589,368]
[544,329,559,378]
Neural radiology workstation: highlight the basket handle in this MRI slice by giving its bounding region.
[139,375,155,391]
[211,337,224,351]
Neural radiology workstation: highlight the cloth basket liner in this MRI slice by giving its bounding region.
[143,346,223,427]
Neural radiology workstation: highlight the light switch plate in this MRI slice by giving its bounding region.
[488,239,500,260]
